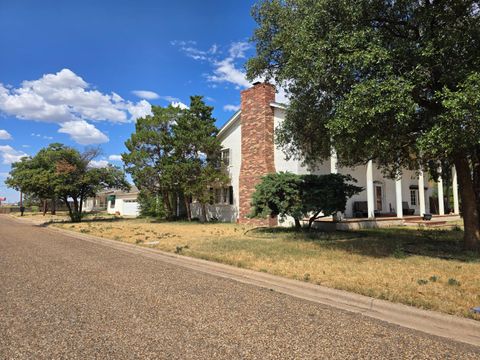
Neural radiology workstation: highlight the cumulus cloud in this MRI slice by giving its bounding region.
[0,145,28,164]
[0,69,152,145]
[132,90,160,100]
[171,101,189,110]
[124,99,152,121]
[108,154,122,161]
[223,104,240,112]
[88,159,109,168]
[0,130,12,140]
[58,120,109,145]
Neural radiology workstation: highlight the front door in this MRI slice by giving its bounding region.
[375,185,383,212]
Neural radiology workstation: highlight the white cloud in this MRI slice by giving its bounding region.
[170,40,215,61]
[89,159,109,168]
[0,130,12,140]
[223,104,240,112]
[132,90,160,100]
[58,120,109,145]
[0,68,153,145]
[31,133,53,140]
[0,145,28,164]
[108,154,122,161]
[159,95,181,102]
[125,99,152,121]
[173,41,252,89]
[173,41,290,104]
[228,41,250,59]
[171,101,189,110]
[208,58,252,89]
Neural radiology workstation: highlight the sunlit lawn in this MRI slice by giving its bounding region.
[54,218,480,320]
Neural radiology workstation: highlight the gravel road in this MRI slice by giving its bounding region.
[1,215,478,359]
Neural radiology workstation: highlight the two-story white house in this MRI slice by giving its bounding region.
[192,82,460,227]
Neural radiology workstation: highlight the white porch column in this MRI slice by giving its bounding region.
[330,148,338,174]
[437,169,445,215]
[418,170,426,216]
[366,160,375,218]
[395,176,403,218]
[452,166,460,215]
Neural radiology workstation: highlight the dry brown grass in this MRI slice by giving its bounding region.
[54,218,480,320]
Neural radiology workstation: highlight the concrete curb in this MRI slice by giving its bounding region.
[9,216,480,347]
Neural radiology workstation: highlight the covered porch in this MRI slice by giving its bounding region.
[330,155,461,221]
[313,214,461,231]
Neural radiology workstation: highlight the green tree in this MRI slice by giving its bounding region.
[123,98,227,222]
[7,143,129,222]
[123,105,181,219]
[172,96,228,222]
[251,172,361,228]
[301,174,362,228]
[247,0,480,249]
[250,172,304,228]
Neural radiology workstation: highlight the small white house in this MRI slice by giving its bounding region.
[106,186,140,216]
[83,185,140,217]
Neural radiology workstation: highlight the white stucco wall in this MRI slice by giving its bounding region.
[273,108,311,175]
[107,194,140,217]
[220,118,241,217]
[191,116,242,222]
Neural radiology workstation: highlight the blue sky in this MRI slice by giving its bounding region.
[0,0,262,202]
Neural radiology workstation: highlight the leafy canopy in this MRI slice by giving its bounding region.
[7,143,129,222]
[247,0,480,170]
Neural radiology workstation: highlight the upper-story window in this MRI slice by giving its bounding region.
[221,149,230,166]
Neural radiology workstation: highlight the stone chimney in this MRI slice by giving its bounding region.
[238,82,277,225]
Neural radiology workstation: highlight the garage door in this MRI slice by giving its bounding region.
[122,199,139,216]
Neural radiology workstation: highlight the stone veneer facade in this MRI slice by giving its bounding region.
[238,82,277,226]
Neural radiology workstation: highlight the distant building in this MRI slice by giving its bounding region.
[83,185,140,216]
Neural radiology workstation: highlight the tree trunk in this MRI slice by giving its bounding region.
[163,192,173,219]
[51,197,56,215]
[79,195,84,214]
[308,211,321,229]
[64,197,74,221]
[42,199,48,216]
[184,197,192,221]
[72,197,81,222]
[200,203,207,223]
[454,156,480,250]
[294,217,301,229]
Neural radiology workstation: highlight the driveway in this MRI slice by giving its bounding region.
[0,216,478,359]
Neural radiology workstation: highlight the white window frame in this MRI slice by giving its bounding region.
[410,190,417,206]
[221,149,230,167]
[213,187,231,205]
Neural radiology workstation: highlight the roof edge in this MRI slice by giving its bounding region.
[217,110,241,138]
